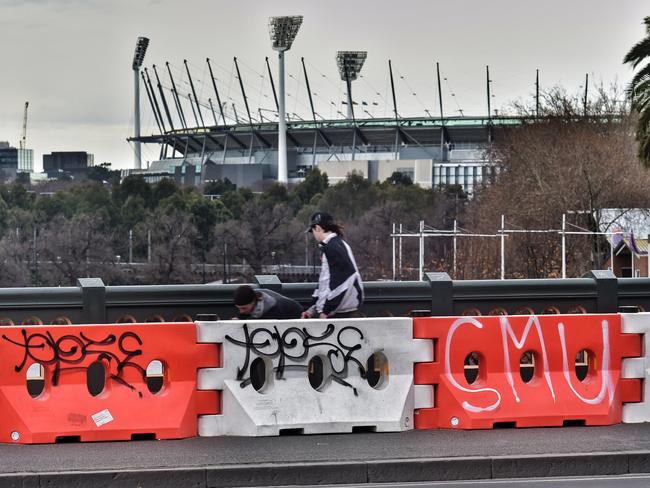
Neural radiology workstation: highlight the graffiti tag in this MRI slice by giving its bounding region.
[2,329,146,396]
[226,323,366,394]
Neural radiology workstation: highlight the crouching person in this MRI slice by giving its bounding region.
[233,285,303,320]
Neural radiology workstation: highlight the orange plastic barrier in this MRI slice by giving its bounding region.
[414,314,641,429]
[0,322,219,443]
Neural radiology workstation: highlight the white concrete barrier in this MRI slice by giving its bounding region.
[197,317,433,436]
[622,313,650,423]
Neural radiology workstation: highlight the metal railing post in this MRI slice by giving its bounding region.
[77,278,106,324]
[254,274,283,293]
[583,269,618,313]
[425,272,453,316]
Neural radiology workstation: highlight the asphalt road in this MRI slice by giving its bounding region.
[3,423,650,487]
[310,475,650,488]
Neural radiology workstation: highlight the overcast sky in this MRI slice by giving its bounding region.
[0,0,646,171]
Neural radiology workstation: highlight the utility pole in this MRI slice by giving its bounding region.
[486,65,491,120]
[583,73,589,116]
[500,214,505,280]
[535,69,540,118]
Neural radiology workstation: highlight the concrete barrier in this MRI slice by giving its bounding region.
[622,312,650,423]
[196,317,433,436]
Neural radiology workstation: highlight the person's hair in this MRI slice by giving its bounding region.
[320,221,345,239]
[233,285,259,306]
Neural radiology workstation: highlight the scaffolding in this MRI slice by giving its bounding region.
[391,214,635,281]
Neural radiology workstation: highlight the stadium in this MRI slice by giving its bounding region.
[125,27,545,193]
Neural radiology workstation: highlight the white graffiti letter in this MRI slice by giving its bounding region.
[445,317,501,413]
[558,320,614,405]
[500,315,556,403]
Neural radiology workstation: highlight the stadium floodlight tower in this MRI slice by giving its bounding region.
[268,15,302,184]
[132,36,149,171]
[336,51,367,119]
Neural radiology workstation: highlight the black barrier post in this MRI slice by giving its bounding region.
[583,270,618,313]
[425,272,454,316]
[255,275,283,293]
[77,278,106,324]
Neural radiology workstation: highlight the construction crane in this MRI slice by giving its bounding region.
[19,102,28,150]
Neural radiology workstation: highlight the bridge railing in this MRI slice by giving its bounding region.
[0,270,642,326]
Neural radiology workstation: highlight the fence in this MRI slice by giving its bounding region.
[0,270,645,326]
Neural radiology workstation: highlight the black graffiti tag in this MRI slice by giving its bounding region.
[2,329,146,396]
[226,323,366,395]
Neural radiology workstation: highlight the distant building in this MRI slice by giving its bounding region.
[600,208,650,278]
[43,151,94,179]
[121,158,267,188]
[0,142,34,181]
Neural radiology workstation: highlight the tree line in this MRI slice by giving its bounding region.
[0,166,467,286]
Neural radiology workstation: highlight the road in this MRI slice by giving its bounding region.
[310,476,650,488]
[3,424,650,487]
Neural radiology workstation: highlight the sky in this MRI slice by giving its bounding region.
[0,0,646,171]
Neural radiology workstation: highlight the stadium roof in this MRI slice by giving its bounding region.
[130,115,623,157]
[129,116,521,156]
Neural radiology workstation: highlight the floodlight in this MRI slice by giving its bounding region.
[336,51,367,82]
[336,51,367,119]
[132,37,149,69]
[268,16,303,51]
[132,36,150,171]
[268,16,303,184]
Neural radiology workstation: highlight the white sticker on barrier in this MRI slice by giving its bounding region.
[196,317,432,436]
[622,313,650,423]
[91,409,114,428]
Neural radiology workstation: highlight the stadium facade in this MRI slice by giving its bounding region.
[128,115,520,194]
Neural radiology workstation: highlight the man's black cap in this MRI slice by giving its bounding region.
[233,285,257,306]
[306,211,333,233]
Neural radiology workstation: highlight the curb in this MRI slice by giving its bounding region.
[4,451,650,487]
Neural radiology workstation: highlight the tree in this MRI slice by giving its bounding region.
[316,171,379,221]
[386,171,413,186]
[217,198,298,278]
[290,168,328,206]
[112,175,152,208]
[120,196,149,231]
[463,95,650,279]
[624,16,650,164]
[152,178,179,206]
[142,209,197,284]
[220,188,253,219]
[87,163,120,185]
[38,214,119,286]
[261,182,290,206]
[190,197,231,282]
[204,178,236,195]
[0,232,32,287]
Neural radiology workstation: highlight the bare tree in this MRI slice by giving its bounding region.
[38,214,120,285]
[141,209,197,284]
[216,200,299,279]
[464,89,650,279]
